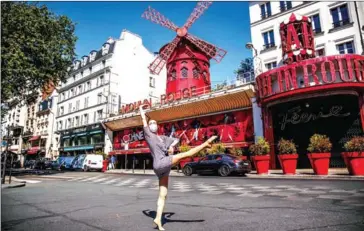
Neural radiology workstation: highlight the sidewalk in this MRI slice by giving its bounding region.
[105,168,364,181]
[1,176,26,189]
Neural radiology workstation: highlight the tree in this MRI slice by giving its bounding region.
[234,58,254,74]
[1,2,77,103]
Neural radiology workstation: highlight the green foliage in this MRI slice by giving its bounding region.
[277,138,297,154]
[207,143,226,154]
[249,137,270,156]
[307,134,332,153]
[234,58,254,74]
[1,2,77,103]
[196,149,207,157]
[344,136,364,152]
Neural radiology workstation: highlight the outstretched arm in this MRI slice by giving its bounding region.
[139,105,148,128]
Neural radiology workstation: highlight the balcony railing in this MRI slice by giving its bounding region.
[263,43,276,50]
[332,19,351,29]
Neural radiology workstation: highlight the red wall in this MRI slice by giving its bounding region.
[113,110,254,150]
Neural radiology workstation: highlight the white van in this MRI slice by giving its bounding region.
[72,154,103,171]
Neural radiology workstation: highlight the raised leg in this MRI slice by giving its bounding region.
[171,136,217,166]
[154,175,169,231]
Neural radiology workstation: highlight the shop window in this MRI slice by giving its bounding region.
[181,67,188,78]
[260,2,271,19]
[91,134,104,144]
[331,4,350,28]
[336,41,355,54]
[78,136,88,146]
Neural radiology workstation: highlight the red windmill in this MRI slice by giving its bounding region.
[142,1,227,96]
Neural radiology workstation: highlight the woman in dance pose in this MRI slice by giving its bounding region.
[139,105,217,230]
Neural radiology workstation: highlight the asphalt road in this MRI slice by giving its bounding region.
[2,172,364,231]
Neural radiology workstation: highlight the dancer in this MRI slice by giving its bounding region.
[139,105,217,230]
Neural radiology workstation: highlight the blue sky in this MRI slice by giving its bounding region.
[44,1,252,85]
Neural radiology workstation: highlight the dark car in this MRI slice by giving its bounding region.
[182,154,252,177]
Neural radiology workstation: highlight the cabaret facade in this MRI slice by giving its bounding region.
[254,12,364,169]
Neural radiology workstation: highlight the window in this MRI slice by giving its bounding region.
[310,14,322,34]
[97,110,103,120]
[84,97,89,108]
[67,118,71,128]
[90,51,97,62]
[315,48,325,56]
[102,60,106,68]
[68,103,72,113]
[78,85,83,94]
[265,61,277,70]
[61,93,65,101]
[262,30,275,49]
[87,81,91,91]
[58,121,63,130]
[76,100,80,111]
[331,4,350,28]
[280,1,292,12]
[149,77,155,88]
[80,71,83,78]
[169,70,177,81]
[59,106,64,116]
[89,67,92,74]
[73,75,76,82]
[336,41,355,54]
[193,68,199,79]
[260,2,271,19]
[98,75,104,87]
[97,94,102,104]
[75,116,79,127]
[102,44,110,55]
[181,67,188,78]
[84,114,88,125]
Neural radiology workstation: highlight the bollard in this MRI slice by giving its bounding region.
[132,159,135,174]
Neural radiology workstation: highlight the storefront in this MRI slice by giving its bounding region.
[255,14,364,169]
[58,123,105,156]
[105,86,255,170]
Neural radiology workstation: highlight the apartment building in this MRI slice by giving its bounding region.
[56,29,166,156]
[249,1,364,71]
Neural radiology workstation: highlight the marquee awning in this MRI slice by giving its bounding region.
[29,136,40,141]
[104,89,254,131]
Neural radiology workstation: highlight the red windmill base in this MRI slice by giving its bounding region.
[142,1,227,97]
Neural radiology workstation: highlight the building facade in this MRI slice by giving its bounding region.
[249,1,364,169]
[249,1,364,72]
[56,29,166,156]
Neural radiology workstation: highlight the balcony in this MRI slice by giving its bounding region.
[261,43,277,54]
[329,19,353,33]
[313,28,324,36]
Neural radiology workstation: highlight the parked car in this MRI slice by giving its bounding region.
[182,154,252,177]
[72,154,103,172]
[34,158,53,170]
[24,160,36,169]
[61,156,76,170]
[51,157,66,170]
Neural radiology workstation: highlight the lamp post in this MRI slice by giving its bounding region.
[48,110,55,160]
[245,42,263,76]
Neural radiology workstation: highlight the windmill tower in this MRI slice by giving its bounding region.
[142,1,227,96]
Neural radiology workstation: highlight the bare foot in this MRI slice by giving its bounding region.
[153,219,165,231]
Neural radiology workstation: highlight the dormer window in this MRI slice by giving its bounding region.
[74,61,80,70]
[181,67,188,78]
[102,43,110,55]
[89,51,97,62]
[169,70,177,81]
[193,68,199,79]
[81,56,88,66]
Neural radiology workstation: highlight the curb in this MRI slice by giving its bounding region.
[1,182,26,189]
[104,171,185,177]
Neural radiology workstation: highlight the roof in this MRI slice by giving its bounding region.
[104,88,254,131]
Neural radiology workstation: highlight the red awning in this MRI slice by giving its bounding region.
[110,148,150,155]
[29,136,40,141]
[27,147,40,155]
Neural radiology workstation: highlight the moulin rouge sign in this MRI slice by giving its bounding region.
[120,86,198,114]
[256,54,364,101]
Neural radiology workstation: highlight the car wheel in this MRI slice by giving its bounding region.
[83,165,89,172]
[218,165,230,177]
[183,165,193,176]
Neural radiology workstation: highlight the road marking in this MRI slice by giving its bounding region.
[237,192,264,197]
[267,192,295,197]
[79,176,103,182]
[312,186,332,190]
[318,194,350,200]
[92,177,112,183]
[298,190,326,195]
[251,186,270,189]
[132,179,151,188]
[114,178,136,186]
[274,185,292,189]
[286,196,313,202]
[328,189,357,194]
[256,188,283,193]
[101,178,119,185]
[202,191,225,195]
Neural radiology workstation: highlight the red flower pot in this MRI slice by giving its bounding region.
[193,157,200,162]
[341,152,352,174]
[346,152,364,176]
[278,154,298,175]
[239,156,247,160]
[179,157,192,169]
[251,155,270,174]
[307,153,331,175]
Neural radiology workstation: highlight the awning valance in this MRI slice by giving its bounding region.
[105,89,254,131]
[27,147,40,155]
[29,136,40,141]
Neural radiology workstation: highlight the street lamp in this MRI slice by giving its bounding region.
[245,42,263,76]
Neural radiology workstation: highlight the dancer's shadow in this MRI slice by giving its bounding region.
[142,209,205,226]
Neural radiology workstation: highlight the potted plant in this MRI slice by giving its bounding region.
[179,144,192,168]
[307,134,332,175]
[249,137,270,174]
[207,142,226,155]
[343,136,364,175]
[277,138,298,175]
[229,147,247,160]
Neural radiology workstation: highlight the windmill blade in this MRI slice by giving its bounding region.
[184,1,213,29]
[148,36,181,75]
[185,33,227,63]
[142,6,178,32]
